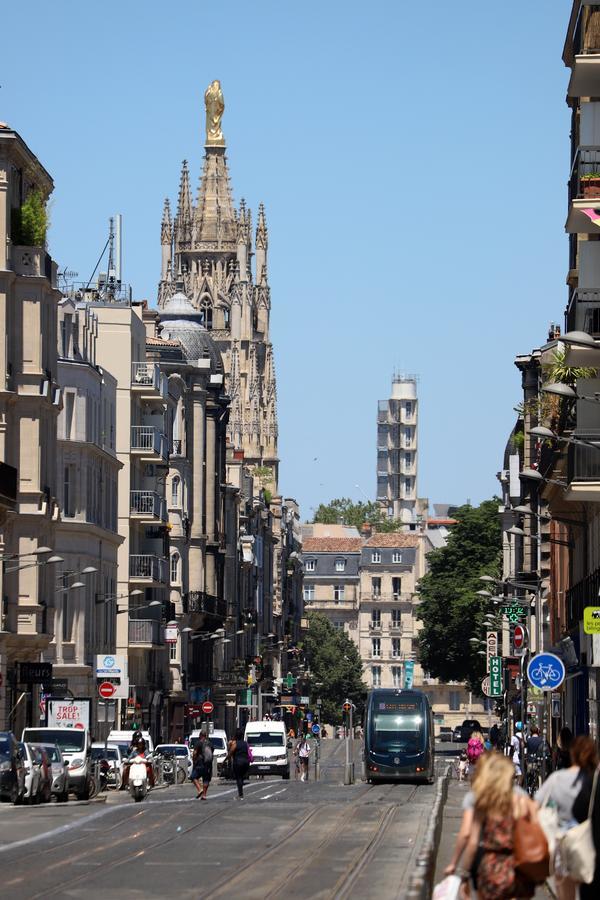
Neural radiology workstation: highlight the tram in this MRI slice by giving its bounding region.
[364,688,435,783]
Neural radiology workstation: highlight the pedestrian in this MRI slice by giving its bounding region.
[535,735,598,900]
[191,735,213,800]
[467,731,485,768]
[296,736,311,782]
[227,728,251,799]
[490,723,500,750]
[554,727,573,771]
[511,722,525,786]
[459,752,537,899]
[572,756,600,900]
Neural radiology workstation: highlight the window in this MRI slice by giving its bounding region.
[405,402,412,417]
[171,476,180,507]
[391,609,401,627]
[404,428,411,448]
[372,666,381,687]
[63,466,74,518]
[334,584,345,603]
[371,577,381,598]
[170,552,180,584]
[392,551,402,564]
[169,641,178,661]
[449,691,461,711]
[404,452,411,468]
[392,666,402,688]
[371,609,381,627]
[335,558,346,572]
[62,576,72,643]
[64,392,75,440]
[333,621,344,630]
[391,638,401,657]
[303,585,315,603]
[371,638,381,658]
[305,559,315,572]
[371,551,381,564]
[392,577,402,598]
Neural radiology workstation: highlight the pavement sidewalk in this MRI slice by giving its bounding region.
[433,779,552,898]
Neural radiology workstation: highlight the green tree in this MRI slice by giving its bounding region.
[416,499,501,693]
[312,497,404,532]
[302,613,366,724]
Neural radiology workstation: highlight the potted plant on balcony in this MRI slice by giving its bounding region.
[11,189,48,247]
[581,172,600,198]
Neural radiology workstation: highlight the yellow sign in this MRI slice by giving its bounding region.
[584,607,600,634]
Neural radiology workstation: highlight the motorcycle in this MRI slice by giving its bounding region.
[128,754,149,802]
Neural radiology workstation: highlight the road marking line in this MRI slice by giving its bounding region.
[260,788,287,800]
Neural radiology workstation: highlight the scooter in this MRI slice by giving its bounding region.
[128,754,149,802]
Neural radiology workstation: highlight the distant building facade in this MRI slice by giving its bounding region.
[377,376,419,525]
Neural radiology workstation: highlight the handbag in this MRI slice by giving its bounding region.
[432,875,462,900]
[537,798,561,873]
[560,768,598,884]
[513,807,550,883]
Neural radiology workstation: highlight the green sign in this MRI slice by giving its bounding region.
[284,673,296,689]
[489,655,502,697]
[584,607,600,635]
[500,605,526,623]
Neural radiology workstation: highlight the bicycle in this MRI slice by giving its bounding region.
[530,663,561,685]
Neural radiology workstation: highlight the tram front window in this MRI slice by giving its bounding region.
[371,712,425,754]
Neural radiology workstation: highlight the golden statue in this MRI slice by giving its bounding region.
[204,80,225,146]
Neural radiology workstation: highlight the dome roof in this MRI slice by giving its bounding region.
[159,292,222,370]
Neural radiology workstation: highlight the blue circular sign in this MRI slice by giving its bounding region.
[103,656,115,668]
[527,653,565,691]
[311,723,320,735]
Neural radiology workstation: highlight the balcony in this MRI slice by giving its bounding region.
[129,554,168,585]
[185,591,227,619]
[567,148,600,232]
[131,426,168,461]
[364,593,409,603]
[566,8,600,98]
[369,621,382,632]
[131,362,167,401]
[129,619,162,647]
[130,490,167,523]
[566,437,600,501]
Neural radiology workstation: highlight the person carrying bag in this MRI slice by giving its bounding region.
[561,767,598,886]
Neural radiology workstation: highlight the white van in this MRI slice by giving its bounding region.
[244,720,289,779]
[22,727,92,799]
[106,730,154,759]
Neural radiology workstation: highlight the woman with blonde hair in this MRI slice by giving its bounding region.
[459,752,537,899]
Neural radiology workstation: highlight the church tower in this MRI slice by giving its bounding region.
[158,82,278,488]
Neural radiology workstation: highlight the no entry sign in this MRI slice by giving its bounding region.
[514,624,526,651]
[98,681,117,699]
[201,700,214,715]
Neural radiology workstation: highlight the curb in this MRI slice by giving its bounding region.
[405,764,451,900]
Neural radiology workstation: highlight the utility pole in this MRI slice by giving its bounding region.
[343,699,354,785]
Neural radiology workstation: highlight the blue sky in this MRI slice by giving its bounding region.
[3,1,569,519]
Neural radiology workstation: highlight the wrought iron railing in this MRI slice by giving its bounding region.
[130,491,167,520]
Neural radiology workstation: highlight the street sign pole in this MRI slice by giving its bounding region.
[343,700,354,785]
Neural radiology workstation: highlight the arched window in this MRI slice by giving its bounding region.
[170,552,180,584]
[200,297,213,330]
[171,476,180,507]
[223,306,230,329]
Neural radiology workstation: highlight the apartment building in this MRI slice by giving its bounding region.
[377,375,419,525]
[301,532,362,640]
[0,125,61,733]
[50,298,122,725]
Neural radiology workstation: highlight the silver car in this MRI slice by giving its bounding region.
[41,743,69,802]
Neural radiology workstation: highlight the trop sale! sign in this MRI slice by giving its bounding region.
[47,698,90,730]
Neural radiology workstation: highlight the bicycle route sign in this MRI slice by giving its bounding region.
[527,652,565,691]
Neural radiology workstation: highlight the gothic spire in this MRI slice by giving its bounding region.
[161,198,172,245]
[194,147,237,249]
[255,202,268,285]
[175,160,192,247]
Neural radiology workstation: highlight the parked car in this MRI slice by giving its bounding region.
[156,744,192,782]
[22,727,91,800]
[41,744,69,802]
[19,742,41,803]
[438,727,453,743]
[452,726,462,742]
[0,732,26,804]
[459,719,483,743]
[30,745,52,803]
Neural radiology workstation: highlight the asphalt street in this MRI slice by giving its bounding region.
[0,739,443,899]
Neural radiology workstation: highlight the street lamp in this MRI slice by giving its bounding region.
[561,330,599,349]
[0,546,52,563]
[115,600,162,616]
[4,554,63,574]
[543,382,600,405]
[95,589,143,606]
[530,425,600,451]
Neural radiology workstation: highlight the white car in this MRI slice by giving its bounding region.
[18,742,41,804]
[40,743,69,802]
[155,744,192,781]
[208,731,228,775]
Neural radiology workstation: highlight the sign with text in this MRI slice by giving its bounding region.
[486,632,498,669]
[584,607,600,635]
[489,656,503,697]
[19,662,52,685]
[500,605,527,622]
[95,654,128,699]
[404,660,415,690]
[47,698,90,730]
